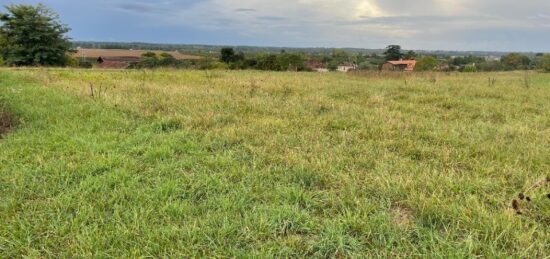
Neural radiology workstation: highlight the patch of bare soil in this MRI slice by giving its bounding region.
[391,205,414,228]
[0,107,15,138]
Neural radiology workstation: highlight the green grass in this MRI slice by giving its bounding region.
[0,68,549,257]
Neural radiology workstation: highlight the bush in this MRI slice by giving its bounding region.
[65,56,79,68]
[415,56,438,71]
[463,64,477,72]
[538,54,550,72]
[208,61,229,70]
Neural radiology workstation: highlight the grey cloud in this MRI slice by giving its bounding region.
[234,8,257,12]
[257,16,285,21]
[118,3,155,13]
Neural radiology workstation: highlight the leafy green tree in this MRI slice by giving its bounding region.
[220,47,235,63]
[415,56,438,71]
[277,53,306,71]
[256,54,279,70]
[404,50,417,60]
[0,4,71,66]
[450,55,484,66]
[331,49,351,64]
[501,53,531,70]
[539,54,550,72]
[384,45,403,61]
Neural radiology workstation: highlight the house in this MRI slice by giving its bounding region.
[382,60,417,71]
[307,59,329,72]
[337,62,358,72]
[96,56,141,69]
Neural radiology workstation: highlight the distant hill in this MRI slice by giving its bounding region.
[72,41,540,58]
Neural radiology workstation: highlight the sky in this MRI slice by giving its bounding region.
[2,0,550,52]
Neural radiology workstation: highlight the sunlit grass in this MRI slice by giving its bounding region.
[0,68,549,257]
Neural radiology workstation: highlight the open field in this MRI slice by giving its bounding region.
[0,69,549,257]
[71,48,202,60]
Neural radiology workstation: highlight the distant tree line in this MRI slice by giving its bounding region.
[383,45,550,72]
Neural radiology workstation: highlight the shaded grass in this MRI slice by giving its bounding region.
[0,69,549,257]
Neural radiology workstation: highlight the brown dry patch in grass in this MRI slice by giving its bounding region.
[0,106,15,138]
[391,205,414,228]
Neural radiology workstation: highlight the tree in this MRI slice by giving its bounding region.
[256,54,279,70]
[384,45,403,61]
[0,4,71,66]
[539,54,550,72]
[501,53,531,70]
[277,53,306,71]
[415,56,438,71]
[450,55,484,66]
[404,50,417,60]
[220,47,235,64]
[331,49,350,64]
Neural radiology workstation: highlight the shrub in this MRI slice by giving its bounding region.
[65,56,79,67]
[415,56,438,71]
[208,61,229,70]
[538,54,550,72]
[463,64,477,72]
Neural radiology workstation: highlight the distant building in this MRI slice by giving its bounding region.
[96,56,141,69]
[382,60,417,71]
[485,56,501,62]
[307,59,329,72]
[337,62,358,72]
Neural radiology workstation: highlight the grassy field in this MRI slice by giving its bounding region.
[0,68,549,257]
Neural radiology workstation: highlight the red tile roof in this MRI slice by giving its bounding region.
[387,60,417,71]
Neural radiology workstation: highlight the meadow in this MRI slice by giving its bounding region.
[0,68,549,257]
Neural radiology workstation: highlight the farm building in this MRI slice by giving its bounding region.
[307,59,329,72]
[382,60,417,71]
[96,57,141,69]
[337,62,358,72]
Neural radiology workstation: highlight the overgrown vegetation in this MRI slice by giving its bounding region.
[1,69,548,257]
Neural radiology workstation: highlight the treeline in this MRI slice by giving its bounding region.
[120,46,550,73]
[207,46,550,72]
[127,52,209,69]
[445,53,548,72]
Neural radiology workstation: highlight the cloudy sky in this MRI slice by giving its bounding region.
[3,0,550,51]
